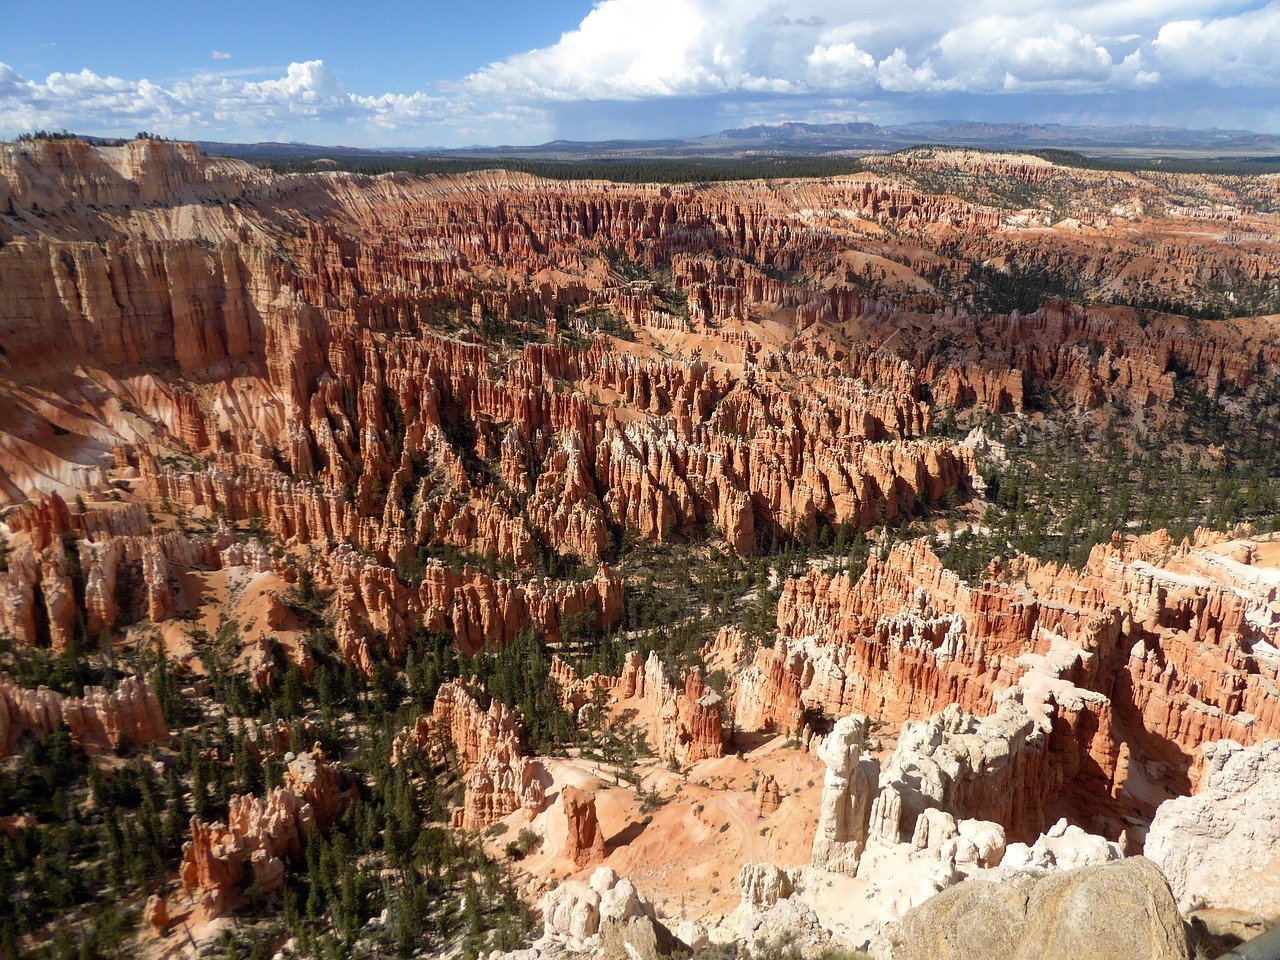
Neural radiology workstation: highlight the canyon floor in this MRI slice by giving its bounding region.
[1,137,1279,960]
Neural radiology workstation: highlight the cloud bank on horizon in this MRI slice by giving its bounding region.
[2,0,1278,146]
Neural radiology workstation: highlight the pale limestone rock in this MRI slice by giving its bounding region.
[999,820,1121,873]
[737,861,794,910]
[879,700,1049,843]
[1145,739,1280,915]
[599,878,649,924]
[754,772,782,815]
[543,881,601,941]
[912,808,959,855]
[544,871,659,948]
[737,897,832,956]
[589,866,620,896]
[958,819,1006,868]
[675,922,708,951]
[870,783,905,842]
[810,714,878,875]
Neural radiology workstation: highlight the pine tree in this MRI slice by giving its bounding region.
[192,758,212,821]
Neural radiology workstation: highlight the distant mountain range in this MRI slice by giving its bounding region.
[195,120,1280,163]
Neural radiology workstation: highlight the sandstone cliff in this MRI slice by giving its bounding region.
[394,679,546,831]
[0,674,166,756]
[730,532,1280,839]
[180,746,352,921]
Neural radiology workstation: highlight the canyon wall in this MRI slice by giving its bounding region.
[728,531,1280,841]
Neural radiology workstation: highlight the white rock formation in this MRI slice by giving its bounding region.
[1145,739,1280,915]
[599,877,651,924]
[938,819,1007,870]
[737,896,834,957]
[874,700,1047,845]
[543,881,601,942]
[996,818,1121,873]
[738,861,796,910]
[912,809,959,855]
[541,868,662,954]
[811,714,879,875]
[675,922,708,951]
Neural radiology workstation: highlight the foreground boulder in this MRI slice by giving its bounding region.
[893,856,1189,960]
[542,867,687,955]
[598,915,687,960]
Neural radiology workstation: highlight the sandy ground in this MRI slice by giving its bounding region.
[488,724,827,926]
[158,566,311,676]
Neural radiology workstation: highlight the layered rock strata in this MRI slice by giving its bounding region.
[0,674,166,756]
[731,531,1280,839]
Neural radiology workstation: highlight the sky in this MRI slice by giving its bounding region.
[1,0,1278,147]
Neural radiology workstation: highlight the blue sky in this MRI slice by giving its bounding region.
[2,0,1278,147]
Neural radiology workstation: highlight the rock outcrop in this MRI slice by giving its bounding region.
[322,548,624,672]
[738,861,796,910]
[754,772,782,815]
[544,880,604,943]
[810,714,878,875]
[542,867,670,952]
[872,701,1058,845]
[1145,739,1280,915]
[998,818,1122,874]
[3,137,1280,959]
[393,679,546,831]
[649,663,725,765]
[598,915,686,960]
[0,675,167,756]
[562,786,606,869]
[180,746,352,921]
[550,650,725,764]
[144,894,170,935]
[733,529,1280,841]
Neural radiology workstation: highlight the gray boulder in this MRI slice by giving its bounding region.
[598,915,687,960]
[895,857,1190,960]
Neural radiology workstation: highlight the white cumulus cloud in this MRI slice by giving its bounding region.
[1152,4,1280,85]
[0,59,507,143]
[805,42,876,90]
[461,0,1280,100]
